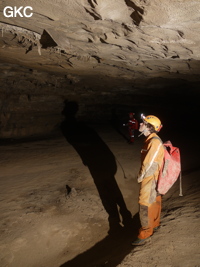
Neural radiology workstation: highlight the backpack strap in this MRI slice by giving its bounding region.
[151,136,162,142]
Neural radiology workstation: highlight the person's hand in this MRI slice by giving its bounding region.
[137,173,143,183]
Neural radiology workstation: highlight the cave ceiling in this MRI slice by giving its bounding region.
[1,0,200,95]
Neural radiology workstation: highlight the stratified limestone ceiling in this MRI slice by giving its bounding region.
[0,0,200,82]
[0,0,200,139]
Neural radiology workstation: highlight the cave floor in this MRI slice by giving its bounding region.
[0,124,199,267]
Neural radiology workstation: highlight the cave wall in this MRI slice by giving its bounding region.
[0,64,139,139]
[0,0,200,139]
[1,62,199,139]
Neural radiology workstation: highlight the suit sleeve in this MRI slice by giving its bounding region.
[137,139,162,183]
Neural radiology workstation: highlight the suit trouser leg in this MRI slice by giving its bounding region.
[138,195,162,239]
[153,195,161,228]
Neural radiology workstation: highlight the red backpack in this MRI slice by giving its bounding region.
[153,138,183,196]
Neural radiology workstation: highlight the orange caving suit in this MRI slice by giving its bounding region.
[137,133,164,239]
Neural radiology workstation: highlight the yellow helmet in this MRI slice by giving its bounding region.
[143,114,162,132]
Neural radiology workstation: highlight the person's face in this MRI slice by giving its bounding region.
[139,121,147,132]
[139,121,150,136]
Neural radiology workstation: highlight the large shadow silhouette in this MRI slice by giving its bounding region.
[110,108,130,143]
[61,101,132,228]
[60,101,140,266]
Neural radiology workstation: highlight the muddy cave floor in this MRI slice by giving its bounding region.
[0,123,200,267]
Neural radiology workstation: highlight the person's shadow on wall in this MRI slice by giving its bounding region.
[110,108,130,143]
[60,101,140,266]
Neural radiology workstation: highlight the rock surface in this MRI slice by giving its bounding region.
[0,0,200,137]
[0,2,200,266]
[0,124,199,267]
